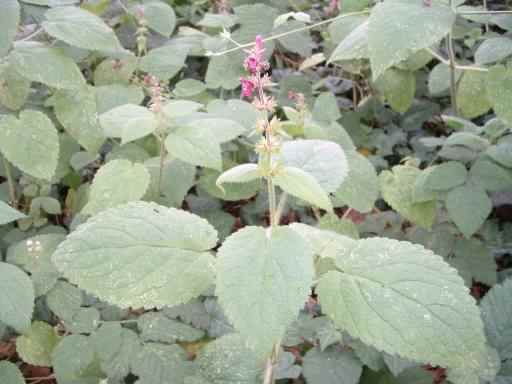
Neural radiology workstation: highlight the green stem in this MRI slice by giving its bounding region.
[2,155,16,207]
[158,135,166,197]
[457,10,512,15]
[267,176,277,228]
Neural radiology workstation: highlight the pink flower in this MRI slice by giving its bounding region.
[240,77,255,97]
[243,35,268,75]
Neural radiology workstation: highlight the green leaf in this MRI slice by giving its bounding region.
[368,0,455,79]
[132,343,194,384]
[374,68,415,113]
[52,335,103,384]
[196,333,263,384]
[216,226,314,351]
[139,2,177,37]
[469,158,512,191]
[312,93,342,124]
[216,164,261,191]
[42,6,124,53]
[0,262,34,333]
[0,110,59,180]
[0,361,24,384]
[52,86,105,153]
[66,308,100,334]
[281,140,348,193]
[379,165,436,229]
[53,201,218,309]
[0,62,31,110]
[82,159,150,215]
[274,20,312,57]
[457,70,492,119]
[95,84,144,114]
[487,64,512,125]
[0,0,20,58]
[140,45,188,80]
[9,44,85,89]
[446,183,492,238]
[138,312,205,343]
[46,281,83,321]
[425,161,468,191]
[198,168,261,202]
[163,100,203,118]
[317,214,360,239]
[91,323,140,381]
[16,321,60,367]
[487,143,512,168]
[481,278,512,360]
[303,348,363,384]
[448,239,496,287]
[333,150,379,213]
[428,63,462,95]
[316,237,488,374]
[475,37,512,65]
[329,19,369,62]
[274,166,333,212]
[0,201,26,225]
[6,234,65,296]
[99,104,157,145]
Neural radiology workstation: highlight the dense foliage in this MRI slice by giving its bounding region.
[1,0,512,384]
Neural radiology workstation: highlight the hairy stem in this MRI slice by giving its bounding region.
[2,155,16,208]
[158,136,166,197]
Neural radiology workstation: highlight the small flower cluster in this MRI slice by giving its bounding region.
[145,75,164,113]
[239,36,276,112]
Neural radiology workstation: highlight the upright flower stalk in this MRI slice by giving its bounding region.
[240,36,281,228]
[241,36,284,384]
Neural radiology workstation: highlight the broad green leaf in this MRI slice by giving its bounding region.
[0,110,59,181]
[281,140,348,193]
[275,351,302,380]
[132,343,194,384]
[198,13,238,28]
[379,165,436,229]
[196,333,263,384]
[46,281,83,321]
[65,308,100,334]
[138,312,205,343]
[0,62,31,110]
[162,100,203,118]
[475,37,512,65]
[16,321,60,367]
[329,19,369,62]
[303,348,363,384]
[481,278,512,359]
[446,183,492,238]
[487,143,512,168]
[139,2,176,37]
[368,0,455,79]
[469,158,512,191]
[318,214,360,239]
[448,239,496,287]
[9,44,85,89]
[274,20,312,57]
[207,99,261,132]
[216,226,314,351]
[374,68,415,113]
[53,201,218,309]
[144,157,196,208]
[52,86,105,153]
[6,234,65,296]
[52,335,103,384]
[91,323,140,381]
[333,150,379,213]
[312,92,342,124]
[82,159,150,215]
[0,262,34,333]
[95,84,144,114]
[99,104,157,145]
[206,51,246,90]
[317,237,488,374]
[93,55,137,86]
[216,164,261,190]
[457,71,492,119]
[140,45,188,80]
[487,65,512,125]
[383,354,416,377]
[42,6,124,53]
[0,0,20,57]
[198,168,261,201]
[424,161,468,191]
[274,166,333,212]
[428,63,462,95]
[0,201,26,225]
[0,361,24,384]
